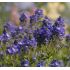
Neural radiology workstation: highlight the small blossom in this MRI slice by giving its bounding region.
[19,13,27,22]
[55,16,64,27]
[37,60,45,67]
[66,34,70,42]
[21,59,29,67]
[6,46,20,54]
[6,40,20,54]
[30,15,38,24]
[35,9,43,19]
[4,21,17,32]
[53,26,65,37]
[0,29,11,43]
[30,37,37,48]
[32,56,36,61]
[6,47,14,54]
[49,60,64,67]
[34,27,52,45]
[42,16,53,31]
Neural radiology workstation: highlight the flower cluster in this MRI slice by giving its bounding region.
[0,8,69,67]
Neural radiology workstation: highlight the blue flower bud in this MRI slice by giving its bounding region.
[37,60,45,67]
[21,59,29,67]
[19,13,27,22]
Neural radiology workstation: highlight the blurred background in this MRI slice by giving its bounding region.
[0,2,70,34]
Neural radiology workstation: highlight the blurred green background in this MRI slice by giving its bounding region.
[0,2,70,34]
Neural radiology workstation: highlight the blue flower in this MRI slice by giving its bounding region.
[18,36,30,52]
[42,16,53,31]
[13,40,21,49]
[37,60,45,67]
[33,28,46,44]
[30,37,37,48]
[6,40,20,54]
[35,9,43,19]
[53,26,65,37]
[22,36,30,46]
[66,34,70,42]
[52,17,65,39]
[4,21,17,32]
[0,29,11,43]
[6,45,20,54]
[15,26,24,34]
[19,13,27,22]
[49,60,64,67]
[4,21,18,37]
[34,27,52,45]
[55,16,64,27]
[21,59,29,67]
[30,15,38,24]
[6,47,14,54]
[46,29,52,40]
